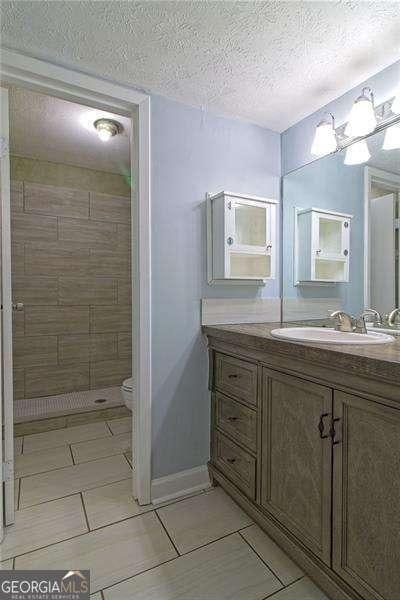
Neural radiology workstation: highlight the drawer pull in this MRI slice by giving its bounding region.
[228,373,241,380]
[227,416,239,422]
[226,457,237,464]
[318,413,329,439]
[330,417,341,445]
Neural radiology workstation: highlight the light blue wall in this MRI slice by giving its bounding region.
[151,95,281,478]
[282,60,400,174]
[282,153,364,316]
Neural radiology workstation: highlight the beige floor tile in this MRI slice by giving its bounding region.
[15,445,73,478]
[103,532,282,600]
[23,421,111,453]
[82,479,152,530]
[14,416,67,437]
[240,524,303,585]
[1,495,87,560]
[107,417,132,435]
[15,512,177,593]
[264,577,328,600]
[20,455,131,508]
[71,432,131,464]
[14,437,23,456]
[1,559,13,569]
[157,487,253,554]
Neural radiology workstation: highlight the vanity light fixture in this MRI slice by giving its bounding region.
[344,139,371,165]
[94,118,122,142]
[344,87,377,138]
[383,123,400,150]
[311,113,338,156]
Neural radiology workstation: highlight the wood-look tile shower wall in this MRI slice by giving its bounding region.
[11,179,132,400]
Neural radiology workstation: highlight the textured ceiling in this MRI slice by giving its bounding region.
[8,87,131,173]
[1,1,400,131]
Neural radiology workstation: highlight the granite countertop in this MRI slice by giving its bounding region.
[202,322,400,385]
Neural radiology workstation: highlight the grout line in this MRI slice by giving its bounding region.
[105,421,114,435]
[79,491,91,532]
[21,436,24,455]
[69,444,75,466]
[16,478,21,511]
[100,591,105,600]
[261,575,306,600]
[238,529,285,587]
[21,431,113,459]
[154,510,181,556]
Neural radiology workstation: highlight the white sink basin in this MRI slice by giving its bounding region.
[270,327,395,345]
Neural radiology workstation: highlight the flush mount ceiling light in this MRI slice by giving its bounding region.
[311,113,337,157]
[94,118,123,142]
[383,123,400,150]
[345,87,377,138]
[344,139,371,166]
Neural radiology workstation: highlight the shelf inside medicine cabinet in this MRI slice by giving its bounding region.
[207,191,278,285]
[295,207,353,285]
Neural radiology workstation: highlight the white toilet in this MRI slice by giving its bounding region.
[121,377,134,410]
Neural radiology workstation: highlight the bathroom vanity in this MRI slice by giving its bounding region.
[204,323,400,600]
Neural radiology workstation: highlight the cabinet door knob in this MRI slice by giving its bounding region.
[228,373,240,380]
[318,413,329,439]
[227,237,234,245]
[330,417,341,445]
[226,457,236,464]
[227,416,238,422]
[12,302,24,312]
[343,249,349,256]
[266,244,272,250]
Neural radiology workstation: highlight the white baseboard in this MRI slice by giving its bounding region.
[151,465,211,505]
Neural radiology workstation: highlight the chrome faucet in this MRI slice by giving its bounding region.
[330,311,355,332]
[388,308,400,327]
[360,308,383,327]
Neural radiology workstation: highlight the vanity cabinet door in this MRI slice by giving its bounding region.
[332,391,400,600]
[261,369,332,565]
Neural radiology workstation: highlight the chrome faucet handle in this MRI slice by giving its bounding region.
[388,308,400,327]
[329,310,355,332]
[361,308,382,326]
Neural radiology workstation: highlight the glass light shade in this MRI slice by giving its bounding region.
[344,96,377,137]
[97,127,113,142]
[383,124,400,150]
[311,121,337,156]
[344,140,371,165]
[392,91,400,114]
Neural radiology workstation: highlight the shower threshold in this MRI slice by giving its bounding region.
[14,387,123,423]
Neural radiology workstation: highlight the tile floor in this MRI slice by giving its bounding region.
[1,415,329,599]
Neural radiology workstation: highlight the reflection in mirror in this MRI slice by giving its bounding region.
[282,126,400,330]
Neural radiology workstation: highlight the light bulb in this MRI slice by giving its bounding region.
[344,140,371,165]
[97,127,113,142]
[311,115,337,156]
[345,88,377,138]
[93,118,121,142]
[392,89,400,114]
[383,124,400,150]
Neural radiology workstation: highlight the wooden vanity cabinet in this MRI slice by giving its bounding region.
[332,391,400,600]
[261,369,332,565]
[208,347,400,600]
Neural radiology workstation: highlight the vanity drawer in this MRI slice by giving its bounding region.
[215,352,257,407]
[215,392,257,453]
[213,430,256,500]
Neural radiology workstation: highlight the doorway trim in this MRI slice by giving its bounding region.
[364,166,400,311]
[0,48,152,504]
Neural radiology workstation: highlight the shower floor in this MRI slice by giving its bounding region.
[14,387,124,423]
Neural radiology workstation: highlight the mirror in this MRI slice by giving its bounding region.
[282,125,400,327]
